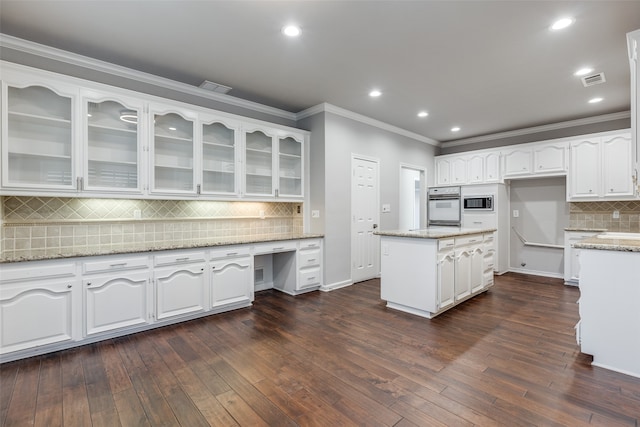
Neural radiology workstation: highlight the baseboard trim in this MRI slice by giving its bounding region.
[320,279,353,292]
[507,267,564,279]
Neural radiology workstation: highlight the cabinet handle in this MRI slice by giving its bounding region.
[275,189,279,197]
[273,246,284,250]
[307,276,316,281]
[226,252,238,256]
[197,184,201,195]
[68,285,73,289]
[176,257,190,261]
[307,258,316,263]
[109,262,127,267]
[473,221,482,224]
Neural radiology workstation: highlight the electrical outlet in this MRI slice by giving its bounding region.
[513,209,519,218]
[133,209,142,219]
[382,204,391,213]
[613,210,620,219]
[311,210,320,218]
[259,210,265,219]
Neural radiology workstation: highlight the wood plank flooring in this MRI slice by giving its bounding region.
[2,272,640,426]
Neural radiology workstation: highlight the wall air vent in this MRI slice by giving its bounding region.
[581,72,606,87]
[199,80,232,94]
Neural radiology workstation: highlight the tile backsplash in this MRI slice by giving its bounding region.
[1,197,303,259]
[569,201,640,231]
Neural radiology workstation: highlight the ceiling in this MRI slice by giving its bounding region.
[1,1,639,143]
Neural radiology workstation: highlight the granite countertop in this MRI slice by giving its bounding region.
[564,227,608,232]
[0,233,324,264]
[375,227,497,239]
[573,233,640,252]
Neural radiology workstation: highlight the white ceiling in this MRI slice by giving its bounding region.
[1,1,639,143]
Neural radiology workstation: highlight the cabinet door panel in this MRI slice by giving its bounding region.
[451,158,467,184]
[435,158,451,186]
[602,134,634,198]
[467,155,484,183]
[534,144,565,174]
[201,120,238,195]
[155,265,206,320]
[503,149,531,176]
[278,135,303,197]
[570,139,600,198]
[438,252,455,310]
[455,250,472,300]
[211,258,252,308]
[485,152,500,182]
[244,129,275,196]
[470,247,485,293]
[84,272,149,336]
[1,280,75,354]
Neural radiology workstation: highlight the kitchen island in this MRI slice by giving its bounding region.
[574,232,640,378]
[377,227,496,319]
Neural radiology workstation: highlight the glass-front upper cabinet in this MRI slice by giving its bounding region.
[278,134,303,198]
[1,81,77,191]
[150,105,197,194]
[201,116,240,196]
[82,92,143,193]
[243,128,275,196]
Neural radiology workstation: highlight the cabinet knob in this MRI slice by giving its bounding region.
[86,282,91,286]
[67,285,72,289]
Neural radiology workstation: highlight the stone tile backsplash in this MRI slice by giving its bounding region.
[569,201,640,232]
[1,197,303,259]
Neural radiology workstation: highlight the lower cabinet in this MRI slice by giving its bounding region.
[0,262,79,355]
[564,231,600,284]
[0,238,322,362]
[84,271,151,336]
[211,254,253,309]
[154,251,207,320]
[454,248,472,301]
[437,250,455,310]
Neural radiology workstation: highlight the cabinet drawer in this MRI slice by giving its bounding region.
[483,271,494,287]
[299,267,321,289]
[154,251,206,266]
[83,256,149,274]
[209,245,251,260]
[455,235,483,247]
[253,240,297,255]
[299,239,321,250]
[0,262,76,283]
[298,249,320,267]
[438,239,455,251]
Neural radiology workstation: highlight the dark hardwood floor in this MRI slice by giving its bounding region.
[2,273,640,426]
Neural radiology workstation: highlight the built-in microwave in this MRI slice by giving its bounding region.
[463,195,493,211]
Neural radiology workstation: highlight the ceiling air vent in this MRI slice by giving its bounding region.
[581,72,606,87]
[199,80,232,94]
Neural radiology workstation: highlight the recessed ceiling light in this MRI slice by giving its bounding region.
[551,17,574,31]
[369,89,382,98]
[417,111,429,118]
[451,126,461,132]
[574,67,594,76]
[588,97,603,104]
[282,25,301,37]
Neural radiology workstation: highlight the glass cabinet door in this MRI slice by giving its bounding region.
[244,129,274,196]
[201,121,237,195]
[84,99,141,192]
[278,135,303,197]
[2,84,75,189]
[152,111,195,193]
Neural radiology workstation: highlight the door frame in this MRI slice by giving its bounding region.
[351,153,381,283]
[399,163,426,230]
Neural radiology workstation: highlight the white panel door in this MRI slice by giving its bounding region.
[352,156,380,283]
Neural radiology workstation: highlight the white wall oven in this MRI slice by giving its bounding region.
[427,186,461,227]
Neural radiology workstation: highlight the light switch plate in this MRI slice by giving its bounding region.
[513,209,519,218]
[311,210,320,218]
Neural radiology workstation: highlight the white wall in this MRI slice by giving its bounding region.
[509,177,569,277]
[300,112,437,289]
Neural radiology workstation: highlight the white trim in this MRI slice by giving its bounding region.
[0,34,297,121]
[297,103,440,147]
[320,279,353,292]
[443,111,631,148]
[507,267,564,279]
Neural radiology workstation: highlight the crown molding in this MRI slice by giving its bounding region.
[0,34,297,121]
[297,103,440,146]
[442,111,631,148]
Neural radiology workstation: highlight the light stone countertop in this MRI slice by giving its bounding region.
[573,234,640,252]
[0,233,324,264]
[564,227,609,233]
[375,227,497,239]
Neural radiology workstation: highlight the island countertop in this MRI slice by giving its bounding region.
[573,233,640,252]
[375,227,497,239]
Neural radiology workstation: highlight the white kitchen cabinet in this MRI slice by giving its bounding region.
[296,239,322,293]
[82,255,151,336]
[200,115,241,196]
[454,248,472,301]
[435,157,452,186]
[149,103,198,195]
[563,231,599,284]
[568,131,634,201]
[437,241,455,310]
[503,148,532,177]
[470,246,485,293]
[451,157,467,185]
[277,133,304,198]
[602,133,634,198]
[484,152,501,183]
[628,30,640,192]
[533,143,566,174]
[0,262,79,355]
[483,234,495,288]
[243,126,276,197]
[154,251,207,320]
[82,90,144,194]
[210,253,253,310]
[1,72,78,192]
[467,154,484,184]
